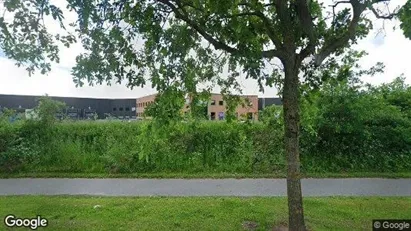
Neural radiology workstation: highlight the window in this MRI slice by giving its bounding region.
[125,107,130,111]
[210,112,216,120]
[113,108,117,111]
[218,112,224,120]
[211,100,216,105]
[119,107,124,111]
[219,101,224,106]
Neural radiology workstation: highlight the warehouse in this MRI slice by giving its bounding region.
[0,94,137,120]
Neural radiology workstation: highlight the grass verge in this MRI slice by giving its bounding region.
[0,196,410,230]
[1,172,411,179]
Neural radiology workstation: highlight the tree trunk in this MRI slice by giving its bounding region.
[282,57,306,231]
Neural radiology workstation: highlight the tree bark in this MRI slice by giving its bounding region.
[282,56,306,231]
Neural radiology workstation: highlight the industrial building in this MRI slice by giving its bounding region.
[1,93,282,121]
[136,93,282,121]
[0,94,137,120]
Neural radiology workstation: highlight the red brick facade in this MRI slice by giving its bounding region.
[136,93,259,120]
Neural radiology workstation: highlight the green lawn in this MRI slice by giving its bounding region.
[1,171,411,179]
[0,196,410,230]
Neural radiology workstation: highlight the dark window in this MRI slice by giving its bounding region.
[219,101,224,106]
[210,112,216,120]
[113,108,117,111]
[119,107,124,111]
[125,107,130,111]
[211,100,216,105]
[247,112,253,120]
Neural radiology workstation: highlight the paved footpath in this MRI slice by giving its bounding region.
[0,178,410,197]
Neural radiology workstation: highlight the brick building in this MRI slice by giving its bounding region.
[136,94,157,118]
[207,94,259,121]
[136,93,259,121]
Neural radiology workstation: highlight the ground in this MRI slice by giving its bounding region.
[1,196,410,231]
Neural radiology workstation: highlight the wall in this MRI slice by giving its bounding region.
[0,94,137,119]
[207,94,259,120]
[258,97,282,111]
[136,94,157,118]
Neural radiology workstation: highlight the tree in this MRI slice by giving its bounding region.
[35,95,66,125]
[0,0,406,229]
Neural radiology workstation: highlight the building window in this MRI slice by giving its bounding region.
[247,112,253,120]
[218,112,224,120]
[210,112,216,120]
[125,107,130,111]
[119,107,124,111]
[113,108,117,111]
[211,100,216,105]
[219,101,223,106]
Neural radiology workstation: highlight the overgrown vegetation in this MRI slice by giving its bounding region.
[0,77,410,175]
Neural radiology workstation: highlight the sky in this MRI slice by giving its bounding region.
[0,0,410,99]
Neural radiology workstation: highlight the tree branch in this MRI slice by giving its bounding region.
[156,0,284,59]
[313,0,366,66]
[295,0,317,61]
[330,1,351,29]
[156,0,238,53]
[369,5,397,19]
[233,1,284,52]
[273,0,294,51]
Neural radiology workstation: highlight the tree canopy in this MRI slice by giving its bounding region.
[0,0,407,90]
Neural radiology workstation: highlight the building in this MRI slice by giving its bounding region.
[207,93,259,121]
[0,94,137,120]
[136,94,156,118]
[136,93,259,121]
[258,97,283,111]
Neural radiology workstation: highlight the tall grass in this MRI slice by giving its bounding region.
[0,120,410,174]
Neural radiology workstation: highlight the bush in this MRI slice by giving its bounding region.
[0,78,410,174]
[301,79,411,172]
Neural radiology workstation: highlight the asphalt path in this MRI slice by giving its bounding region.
[0,178,410,196]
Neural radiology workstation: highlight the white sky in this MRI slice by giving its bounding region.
[0,0,410,99]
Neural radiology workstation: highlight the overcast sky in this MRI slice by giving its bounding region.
[0,0,410,99]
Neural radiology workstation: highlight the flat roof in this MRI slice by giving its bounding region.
[0,94,137,100]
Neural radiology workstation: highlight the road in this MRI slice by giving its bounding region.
[0,178,410,196]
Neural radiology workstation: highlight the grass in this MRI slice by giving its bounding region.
[0,196,410,230]
[1,172,411,179]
